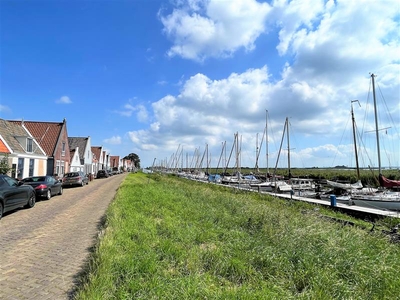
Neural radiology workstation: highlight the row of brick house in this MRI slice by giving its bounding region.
[0,118,134,179]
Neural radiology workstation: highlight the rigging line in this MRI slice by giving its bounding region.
[377,82,399,136]
[223,134,236,175]
[360,77,373,139]
[330,110,351,168]
[286,120,306,168]
[362,77,398,169]
[357,123,375,172]
[266,115,280,163]
[376,82,399,168]
[254,127,266,170]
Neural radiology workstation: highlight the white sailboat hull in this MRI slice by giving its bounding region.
[351,192,400,211]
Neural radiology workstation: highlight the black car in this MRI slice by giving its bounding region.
[22,175,63,200]
[96,170,109,178]
[62,171,89,187]
[0,174,36,219]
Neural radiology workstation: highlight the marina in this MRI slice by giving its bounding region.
[174,171,400,219]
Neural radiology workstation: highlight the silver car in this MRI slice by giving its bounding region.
[62,171,89,187]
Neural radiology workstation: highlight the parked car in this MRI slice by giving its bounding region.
[21,175,63,200]
[96,170,109,178]
[0,174,36,220]
[62,171,89,187]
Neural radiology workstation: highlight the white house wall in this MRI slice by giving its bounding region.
[70,147,84,172]
[11,154,47,179]
[83,137,93,175]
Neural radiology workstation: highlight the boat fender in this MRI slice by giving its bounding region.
[330,195,337,207]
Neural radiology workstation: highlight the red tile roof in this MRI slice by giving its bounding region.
[109,156,120,167]
[9,120,66,156]
[91,146,102,161]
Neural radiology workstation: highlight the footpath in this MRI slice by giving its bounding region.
[0,173,127,300]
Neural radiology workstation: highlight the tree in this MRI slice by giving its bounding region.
[0,154,11,175]
[123,153,141,169]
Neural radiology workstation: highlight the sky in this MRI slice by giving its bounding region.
[1,0,399,170]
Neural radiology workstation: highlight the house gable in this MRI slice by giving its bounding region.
[69,147,84,172]
[91,146,103,164]
[68,136,93,174]
[109,155,120,169]
[9,119,71,176]
[68,137,87,164]
[0,119,48,178]
[0,119,45,156]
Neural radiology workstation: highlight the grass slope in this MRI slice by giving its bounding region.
[75,173,400,299]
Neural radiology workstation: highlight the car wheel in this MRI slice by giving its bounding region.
[0,202,3,220]
[58,187,63,195]
[81,181,85,187]
[25,193,36,208]
[46,189,52,200]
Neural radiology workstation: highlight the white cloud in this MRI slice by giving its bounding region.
[114,102,149,122]
[160,0,271,61]
[55,96,72,104]
[136,105,148,122]
[129,0,399,168]
[104,136,122,145]
[0,104,11,113]
[128,61,399,168]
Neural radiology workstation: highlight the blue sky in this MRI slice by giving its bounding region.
[1,0,399,169]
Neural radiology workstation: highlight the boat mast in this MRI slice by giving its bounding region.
[255,133,259,172]
[266,110,269,179]
[286,117,291,178]
[206,144,209,174]
[351,100,361,179]
[371,73,382,174]
[273,117,287,180]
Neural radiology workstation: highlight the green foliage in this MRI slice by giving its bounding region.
[74,173,400,299]
[123,152,141,169]
[0,154,11,174]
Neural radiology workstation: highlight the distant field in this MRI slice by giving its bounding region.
[74,172,400,299]
[175,167,400,186]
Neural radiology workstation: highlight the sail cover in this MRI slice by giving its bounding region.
[326,179,363,190]
[379,174,400,189]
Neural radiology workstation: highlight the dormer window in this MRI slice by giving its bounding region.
[27,138,33,152]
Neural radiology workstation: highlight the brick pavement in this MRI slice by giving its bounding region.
[0,173,128,300]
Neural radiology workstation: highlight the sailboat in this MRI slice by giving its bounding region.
[250,111,287,191]
[320,100,365,203]
[350,74,400,211]
[273,117,317,194]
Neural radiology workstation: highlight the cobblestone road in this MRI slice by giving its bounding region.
[0,173,127,300]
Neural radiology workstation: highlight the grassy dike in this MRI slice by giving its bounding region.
[74,172,400,299]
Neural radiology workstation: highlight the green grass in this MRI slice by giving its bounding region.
[74,173,400,299]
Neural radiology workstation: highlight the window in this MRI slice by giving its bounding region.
[56,160,60,175]
[27,138,33,152]
[17,158,24,179]
[29,159,34,176]
[11,163,16,178]
[62,142,66,156]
